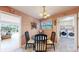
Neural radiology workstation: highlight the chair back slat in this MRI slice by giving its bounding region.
[25,31,30,42]
[34,34,47,52]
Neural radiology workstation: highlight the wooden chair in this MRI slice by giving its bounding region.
[47,32,56,51]
[25,31,34,49]
[34,34,47,52]
[51,32,56,50]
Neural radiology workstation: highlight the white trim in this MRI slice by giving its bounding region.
[0,10,21,18]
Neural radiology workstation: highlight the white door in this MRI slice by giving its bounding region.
[0,12,21,51]
[57,14,77,52]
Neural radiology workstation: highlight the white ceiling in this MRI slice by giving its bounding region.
[11,6,76,19]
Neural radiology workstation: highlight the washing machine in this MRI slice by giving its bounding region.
[67,26,74,39]
[60,26,68,38]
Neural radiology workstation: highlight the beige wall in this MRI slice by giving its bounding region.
[0,6,39,45]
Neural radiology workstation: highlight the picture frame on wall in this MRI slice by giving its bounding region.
[31,22,37,29]
[41,20,53,30]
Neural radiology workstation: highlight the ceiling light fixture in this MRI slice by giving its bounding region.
[40,6,50,19]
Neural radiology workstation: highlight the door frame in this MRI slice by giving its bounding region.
[56,14,78,51]
[0,10,22,50]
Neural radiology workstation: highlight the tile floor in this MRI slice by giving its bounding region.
[13,47,79,52]
[13,44,57,52]
[13,44,79,52]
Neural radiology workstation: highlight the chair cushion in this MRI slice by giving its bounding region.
[27,39,34,43]
[47,40,53,44]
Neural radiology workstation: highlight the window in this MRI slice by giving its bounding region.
[1,23,19,40]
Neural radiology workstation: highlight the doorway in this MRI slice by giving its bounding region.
[57,14,77,52]
[0,11,21,51]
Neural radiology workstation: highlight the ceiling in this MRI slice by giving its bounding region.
[11,6,76,19]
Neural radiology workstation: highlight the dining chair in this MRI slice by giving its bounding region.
[47,32,56,51]
[50,32,56,50]
[25,31,34,49]
[34,33,47,52]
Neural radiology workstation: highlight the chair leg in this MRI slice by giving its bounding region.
[33,44,35,50]
[25,43,27,49]
[53,44,55,51]
[46,44,47,51]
